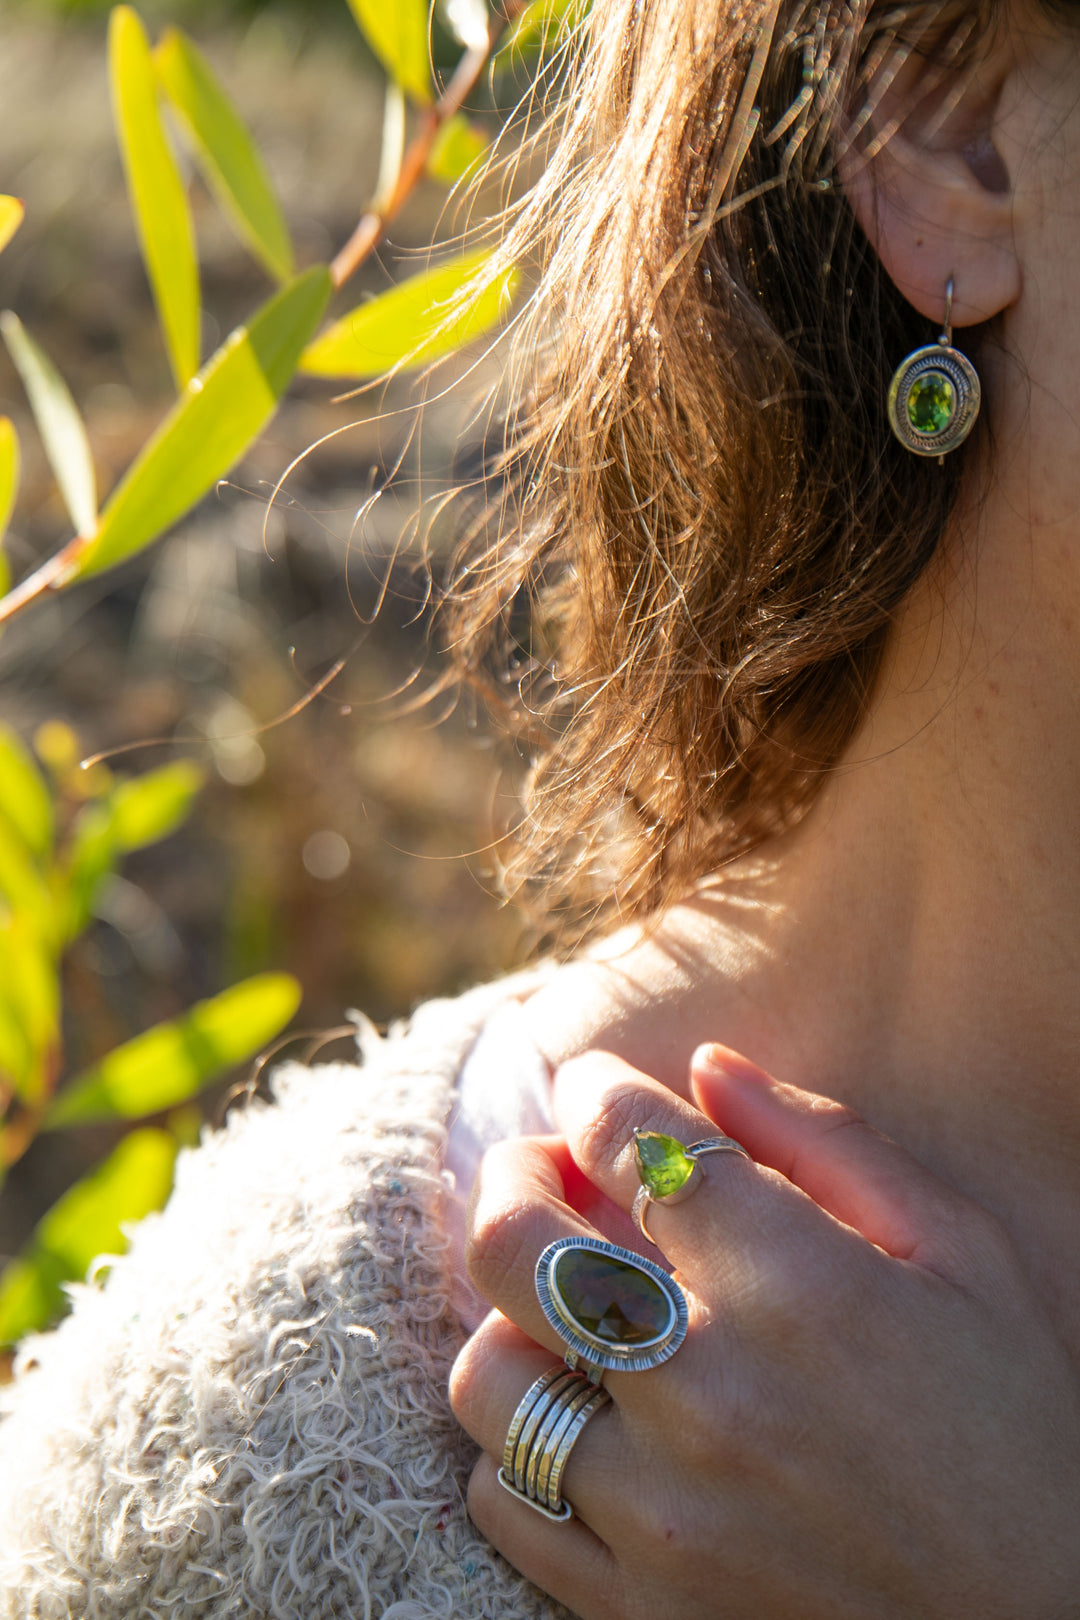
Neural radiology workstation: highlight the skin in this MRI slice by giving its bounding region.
[450,4,1080,1614]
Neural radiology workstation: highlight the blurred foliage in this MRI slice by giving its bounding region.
[12,0,354,20]
[0,0,585,1347]
[0,717,300,1343]
[0,0,523,604]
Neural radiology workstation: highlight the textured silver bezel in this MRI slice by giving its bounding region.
[887,341,981,457]
[535,1235,689,1373]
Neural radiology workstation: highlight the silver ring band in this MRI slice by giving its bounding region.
[498,1366,612,1522]
[527,1378,597,1503]
[503,1366,579,1492]
[686,1134,753,1164]
[543,1385,610,1512]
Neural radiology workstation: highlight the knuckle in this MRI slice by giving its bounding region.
[447,1333,496,1426]
[446,1355,470,1423]
[933,1197,1017,1281]
[464,1194,542,1300]
[465,1456,500,1538]
[787,1098,867,1182]
[576,1082,643,1173]
[809,1095,863,1135]
[663,1400,731,1475]
[692,1377,764,1467]
[660,1343,766,1470]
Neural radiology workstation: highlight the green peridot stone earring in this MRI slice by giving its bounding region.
[887,277,981,462]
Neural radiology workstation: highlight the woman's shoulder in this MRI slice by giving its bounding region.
[516,901,765,1099]
[0,967,567,1620]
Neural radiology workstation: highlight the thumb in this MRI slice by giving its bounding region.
[690,1043,978,1269]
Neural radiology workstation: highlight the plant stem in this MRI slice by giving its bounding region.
[331,11,513,291]
[0,545,78,627]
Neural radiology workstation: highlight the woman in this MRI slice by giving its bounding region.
[2,0,1080,1615]
[452,0,1080,1610]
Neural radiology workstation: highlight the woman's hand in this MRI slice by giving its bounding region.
[449,1047,1080,1620]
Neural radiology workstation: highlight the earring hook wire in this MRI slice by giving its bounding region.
[941,276,954,346]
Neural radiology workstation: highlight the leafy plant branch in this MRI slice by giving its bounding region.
[0,0,570,629]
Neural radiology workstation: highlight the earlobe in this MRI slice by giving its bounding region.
[837,60,1021,330]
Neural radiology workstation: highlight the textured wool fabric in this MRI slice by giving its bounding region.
[0,972,571,1620]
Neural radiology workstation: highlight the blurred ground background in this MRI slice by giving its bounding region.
[0,0,529,1253]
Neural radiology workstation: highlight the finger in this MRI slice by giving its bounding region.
[466,1134,719,1401]
[449,1310,628,1533]
[690,1043,996,1271]
[466,1451,620,1620]
[465,1134,602,1360]
[552,1049,836,1292]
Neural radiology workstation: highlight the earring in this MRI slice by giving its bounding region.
[886,278,981,462]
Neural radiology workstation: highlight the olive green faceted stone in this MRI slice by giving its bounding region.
[634,1129,696,1199]
[552,1249,672,1346]
[907,370,955,434]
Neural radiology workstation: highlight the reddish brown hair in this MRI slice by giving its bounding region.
[440,0,1000,940]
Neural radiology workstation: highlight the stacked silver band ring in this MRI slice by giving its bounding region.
[632,1131,752,1248]
[497,1365,611,1522]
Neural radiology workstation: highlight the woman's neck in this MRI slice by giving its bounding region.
[525,469,1080,1343]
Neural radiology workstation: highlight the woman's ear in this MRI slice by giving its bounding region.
[838,40,1022,330]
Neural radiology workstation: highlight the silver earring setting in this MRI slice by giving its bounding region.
[887,279,981,461]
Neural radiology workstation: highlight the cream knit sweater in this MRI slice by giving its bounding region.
[0,972,569,1620]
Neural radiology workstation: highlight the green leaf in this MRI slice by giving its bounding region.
[0,197,24,256]
[45,973,302,1128]
[71,266,332,581]
[110,5,200,390]
[0,813,53,932]
[0,722,53,859]
[109,759,204,851]
[426,114,488,185]
[0,1127,178,1344]
[0,314,97,538]
[301,251,518,378]
[0,990,33,1102]
[58,760,203,941]
[154,28,293,284]
[493,0,587,73]
[0,915,58,1102]
[0,416,18,597]
[346,0,432,106]
[372,80,406,213]
[59,804,117,942]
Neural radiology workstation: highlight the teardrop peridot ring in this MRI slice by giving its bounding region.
[631,1128,752,1248]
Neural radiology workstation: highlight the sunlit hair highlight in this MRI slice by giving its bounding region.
[439,0,997,942]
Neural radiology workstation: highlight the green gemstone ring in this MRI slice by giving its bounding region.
[534,1235,690,1376]
[631,1129,752,1248]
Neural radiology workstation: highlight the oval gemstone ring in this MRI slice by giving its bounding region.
[632,1129,751,1248]
[534,1235,689,1378]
